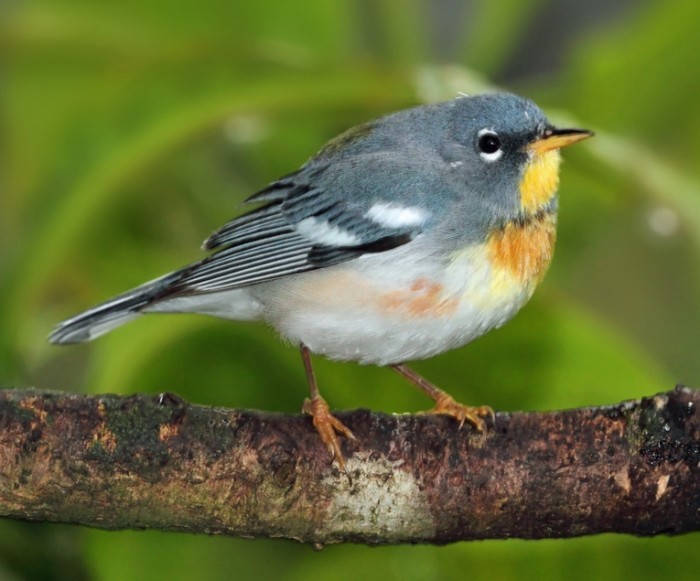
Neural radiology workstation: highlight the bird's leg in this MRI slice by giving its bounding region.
[391,363,494,432]
[300,343,355,473]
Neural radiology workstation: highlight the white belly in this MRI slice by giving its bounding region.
[250,242,538,365]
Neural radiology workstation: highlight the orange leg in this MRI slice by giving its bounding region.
[392,363,494,432]
[300,343,355,473]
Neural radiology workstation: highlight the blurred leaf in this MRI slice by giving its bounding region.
[585,132,700,252]
[462,0,548,74]
[83,530,306,581]
[0,521,90,581]
[373,0,430,64]
[569,0,700,154]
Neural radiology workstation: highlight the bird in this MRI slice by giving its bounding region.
[50,93,592,473]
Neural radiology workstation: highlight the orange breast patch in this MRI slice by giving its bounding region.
[487,213,557,284]
[378,278,459,318]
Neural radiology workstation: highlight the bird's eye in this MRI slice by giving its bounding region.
[477,130,502,162]
[478,133,500,153]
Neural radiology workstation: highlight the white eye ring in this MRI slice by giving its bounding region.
[477,129,503,162]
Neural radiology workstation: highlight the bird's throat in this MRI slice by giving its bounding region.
[519,149,561,214]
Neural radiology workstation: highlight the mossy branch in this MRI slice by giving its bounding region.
[0,387,698,545]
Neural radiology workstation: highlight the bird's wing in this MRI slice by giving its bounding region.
[162,156,434,295]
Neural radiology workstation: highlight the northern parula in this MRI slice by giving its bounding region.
[50,93,592,472]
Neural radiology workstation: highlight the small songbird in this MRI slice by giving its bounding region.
[50,93,592,472]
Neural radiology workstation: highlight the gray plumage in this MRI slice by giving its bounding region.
[49,93,558,346]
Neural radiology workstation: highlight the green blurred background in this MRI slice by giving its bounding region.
[1,0,699,579]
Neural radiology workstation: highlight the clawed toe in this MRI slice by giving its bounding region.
[427,394,493,432]
[303,395,355,474]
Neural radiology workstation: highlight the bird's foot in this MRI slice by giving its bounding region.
[427,393,494,432]
[302,395,356,474]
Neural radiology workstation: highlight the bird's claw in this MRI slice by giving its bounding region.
[302,395,355,475]
[427,394,494,433]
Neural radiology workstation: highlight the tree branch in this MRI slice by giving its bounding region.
[0,386,697,545]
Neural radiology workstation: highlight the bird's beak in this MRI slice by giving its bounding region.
[527,128,593,155]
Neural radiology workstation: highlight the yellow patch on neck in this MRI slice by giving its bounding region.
[519,150,561,213]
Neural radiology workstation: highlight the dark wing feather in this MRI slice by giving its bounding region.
[162,156,427,296]
[176,233,311,292]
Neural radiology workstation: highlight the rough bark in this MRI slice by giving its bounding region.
[0,386,697,545]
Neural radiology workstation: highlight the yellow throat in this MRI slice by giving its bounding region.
[519,149,561,214]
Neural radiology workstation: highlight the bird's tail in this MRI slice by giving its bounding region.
[48,271,183,344]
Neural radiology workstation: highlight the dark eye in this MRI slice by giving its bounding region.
[477,131,501,156]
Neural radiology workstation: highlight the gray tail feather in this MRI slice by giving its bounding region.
[48,271,183,344]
